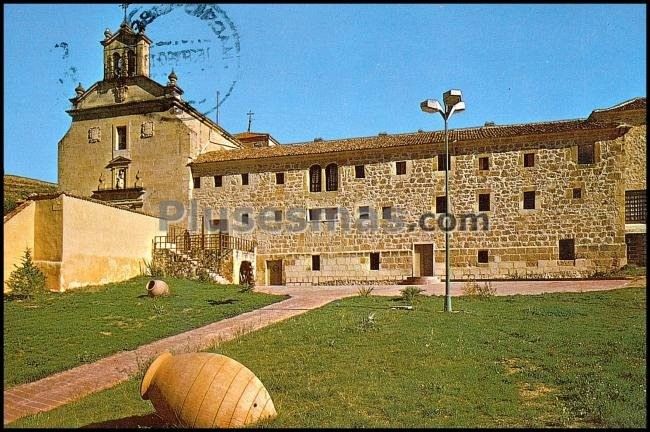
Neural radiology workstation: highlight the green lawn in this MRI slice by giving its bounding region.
[8,287,646,428]
[3,276,286,388]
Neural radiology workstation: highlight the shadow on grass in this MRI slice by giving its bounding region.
[82,413,167,428]
[207,298,238,306]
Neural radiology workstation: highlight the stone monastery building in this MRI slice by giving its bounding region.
[57,21,646,287]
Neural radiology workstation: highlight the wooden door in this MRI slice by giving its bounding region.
[267,260,283,285]
[414,244,434,277]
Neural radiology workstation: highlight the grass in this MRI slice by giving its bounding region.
[3,276,286,388]
[8,287,646,428]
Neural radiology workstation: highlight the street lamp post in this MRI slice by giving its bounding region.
[420,90,465,312]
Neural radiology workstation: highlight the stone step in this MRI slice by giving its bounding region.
[401,276,441,285]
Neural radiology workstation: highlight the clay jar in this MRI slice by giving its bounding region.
[140,352,277,428]
[146,280,169,297]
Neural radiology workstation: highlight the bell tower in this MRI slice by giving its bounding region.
[100,14,152,81]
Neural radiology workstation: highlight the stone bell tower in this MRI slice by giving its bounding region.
[101,17,151,81]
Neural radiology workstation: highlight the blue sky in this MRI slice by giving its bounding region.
[3,4,646,183]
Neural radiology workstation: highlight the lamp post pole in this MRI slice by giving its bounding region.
[420,90,465,312]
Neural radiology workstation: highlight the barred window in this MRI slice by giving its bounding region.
[396,161,407,175]
[523,191,536,210]
[355,165,365,178]
[523,153,535,167]
[309,165,321,192]
[325,164,338,191]
[479,157,489,171]
[559,239,575,260]
[625,190,646,223]
[578,143,595,165]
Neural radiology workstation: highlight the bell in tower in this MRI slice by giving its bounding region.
[101,12,152,81]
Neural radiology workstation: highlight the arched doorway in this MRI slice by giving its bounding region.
[239,261,254,286]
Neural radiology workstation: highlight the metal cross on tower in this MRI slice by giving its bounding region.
[246,110,254,132]
[120,3,129,24]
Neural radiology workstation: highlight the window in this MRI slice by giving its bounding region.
[370,252,380,270]
[241,213,249,225]
[308,208,322,221]
[127,50,136,76]
[382,206,392,220]
[309,207,338,221]
[572,188,582,199]
[523,153,535,167]
[116,126,127,150]
[241,173,249,185]
[210,219,227,232]
[325,164,338,191]
[355,165,365,178]
[436,196,447,214]
[396,161,407,175]
[274,210,282,222]
[437,154,451,171]
[559,239,575,260]
[359,206,371,220]
[214,175,222,187]
[578,143,595,164]
[193,177,201,189]
[312,255,321,271]
[477,250,489,264]
[324,208,338,221]
[309,165,321,192]
[275,172,285,185]
[625,190,647,223]
[478,193,491,212]
[523,191,536,210]
[479,157,490,171]
[112,53,122,78]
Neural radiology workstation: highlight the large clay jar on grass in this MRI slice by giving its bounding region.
[140,352,277,428]
[147,280,169,297]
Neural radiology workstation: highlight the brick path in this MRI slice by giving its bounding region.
[3,279,636,425]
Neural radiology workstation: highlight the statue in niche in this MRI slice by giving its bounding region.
[116,169,126,189]
[98,172,105,190]
[135,170,141,187]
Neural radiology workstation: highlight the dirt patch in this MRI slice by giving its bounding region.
[519,382,555,400]
[501,357,540,375]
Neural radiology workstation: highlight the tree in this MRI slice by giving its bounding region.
[6,248,46,300]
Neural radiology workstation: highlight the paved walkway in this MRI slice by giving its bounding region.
[3,279,638,425]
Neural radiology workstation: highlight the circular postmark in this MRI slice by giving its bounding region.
[127,3,241,117]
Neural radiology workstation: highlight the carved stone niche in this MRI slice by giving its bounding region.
[88,127,101,143]
[141,121,154,138]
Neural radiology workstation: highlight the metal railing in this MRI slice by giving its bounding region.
[153,232,255,256]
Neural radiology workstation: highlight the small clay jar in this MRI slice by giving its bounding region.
[140,352,277,428]
[146,280,169,297]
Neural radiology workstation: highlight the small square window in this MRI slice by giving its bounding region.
[359,206,370,220]
[241,173,249,185]
[396,161,407,175]
[559,239,575,260]
[478,193,491,212]
[437,154,451,171]
[312,255,321,271]
[214,175,222,187]
[193,177,201,189]
[355,165,366,178]
[523,153,535,167]
[436,196,447,214]
[370,252,380,270]
[578,144,595,165]
[477,250,489,263]
[276,172,285,184]
[210,219,227,231]
[274,210,282,222]
[523,191,536,210]
[572,188,582,199]
[241,213,249,224]
[479,157,489,171]
[382,206,392,220]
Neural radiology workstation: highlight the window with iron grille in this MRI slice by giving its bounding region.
[625,190,647,223]
[578,143,595,164]
[559,239,575,260]
[355,165,365,178]
[479,193,490,212]
[523,153,535,167]
[479,157,489,171]
[370,252,380,270]
[312,255,321,271]
[214,175,222,187]
[309,165,321,192]
[436,196,447,214]
[276,172,285,184]
[523,191,536,210]
[477,250,489,263]
[396,161,407,175]
[325,164,338,191]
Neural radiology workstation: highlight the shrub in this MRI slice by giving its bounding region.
[462,279,496,297]
[400,286,424,304]
[357,312,377,332]
[6,248,46,300]
[357,286,375,297]
[142,258,167,278]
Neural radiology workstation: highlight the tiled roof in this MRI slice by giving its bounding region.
[191,118,623,165]
[234,132,269,139]
[591,97,646,113]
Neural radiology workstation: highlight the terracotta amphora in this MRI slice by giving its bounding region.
[140,351,277,428]
[146,280,169,297]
